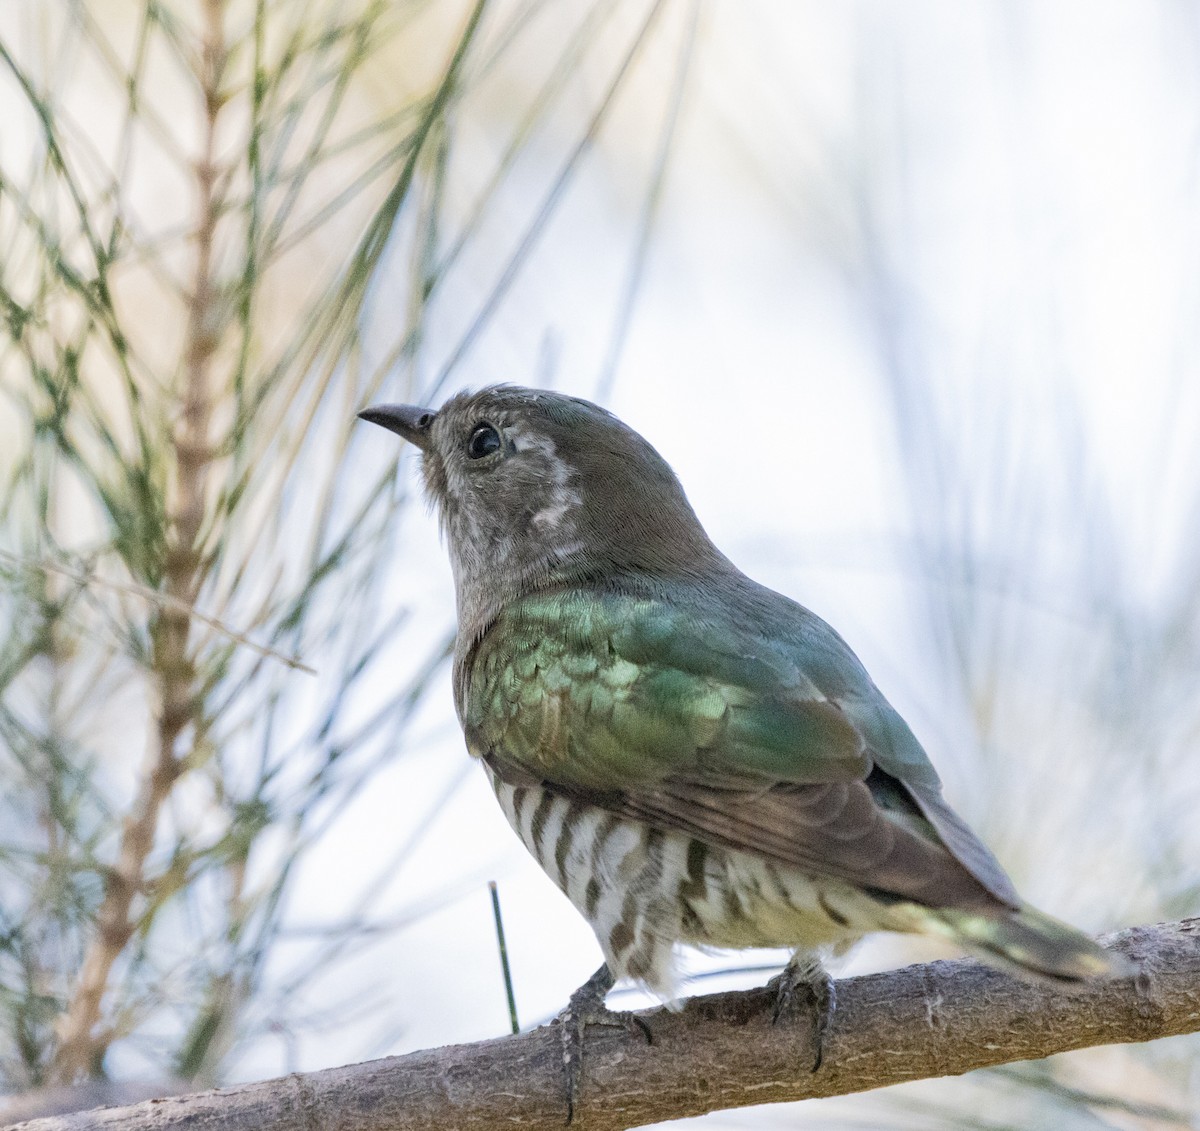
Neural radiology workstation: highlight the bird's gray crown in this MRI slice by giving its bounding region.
[362,385,728,632]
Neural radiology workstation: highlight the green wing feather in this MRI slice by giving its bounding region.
[460,582,1019,909]
[460,588,870,790]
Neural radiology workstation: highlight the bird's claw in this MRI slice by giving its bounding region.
[558,964,652,1124]
[768,955,836,1071]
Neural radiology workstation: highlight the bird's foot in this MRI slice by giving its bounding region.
[768,953,835,1071]
[557,964,652,1125]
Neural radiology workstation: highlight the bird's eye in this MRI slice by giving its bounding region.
[466,422,502,459]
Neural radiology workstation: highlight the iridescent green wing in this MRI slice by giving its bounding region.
[462,584,1017,909]
[459,587,871,793]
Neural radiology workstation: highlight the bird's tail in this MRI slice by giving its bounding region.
[935,904,1132,984]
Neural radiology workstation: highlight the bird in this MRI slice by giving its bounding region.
[358,384,1126,1119]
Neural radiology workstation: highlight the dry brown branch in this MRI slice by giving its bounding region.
[14,918,1200,1131]
[48,0,231,1082]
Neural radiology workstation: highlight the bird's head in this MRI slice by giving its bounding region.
[359,385,726,626]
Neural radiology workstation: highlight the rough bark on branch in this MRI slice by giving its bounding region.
[8,919,1199,1131]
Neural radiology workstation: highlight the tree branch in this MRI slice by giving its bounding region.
[14,919,1199,1131]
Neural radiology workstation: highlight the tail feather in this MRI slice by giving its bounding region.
[936,904,1133,984]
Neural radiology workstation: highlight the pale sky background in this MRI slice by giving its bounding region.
[232,3,1200,1123]
[4,1,1199,1125]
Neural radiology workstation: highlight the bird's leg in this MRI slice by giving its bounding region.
[768,952,836,1071]
[557,963,652,1125]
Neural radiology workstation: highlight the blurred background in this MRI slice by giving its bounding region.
[1,1,1199,1127]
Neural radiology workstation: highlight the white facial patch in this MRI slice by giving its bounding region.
[510,427,583,538]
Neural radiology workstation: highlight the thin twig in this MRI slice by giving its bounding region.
[0,551,315,675]
[488,881,519,1035]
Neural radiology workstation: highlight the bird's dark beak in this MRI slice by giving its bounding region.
[357,403,437,452]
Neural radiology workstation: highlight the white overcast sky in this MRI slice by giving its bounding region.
[9,1,1179,1124]
[2,3,1198,1126]
[236,4,1200,1109]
